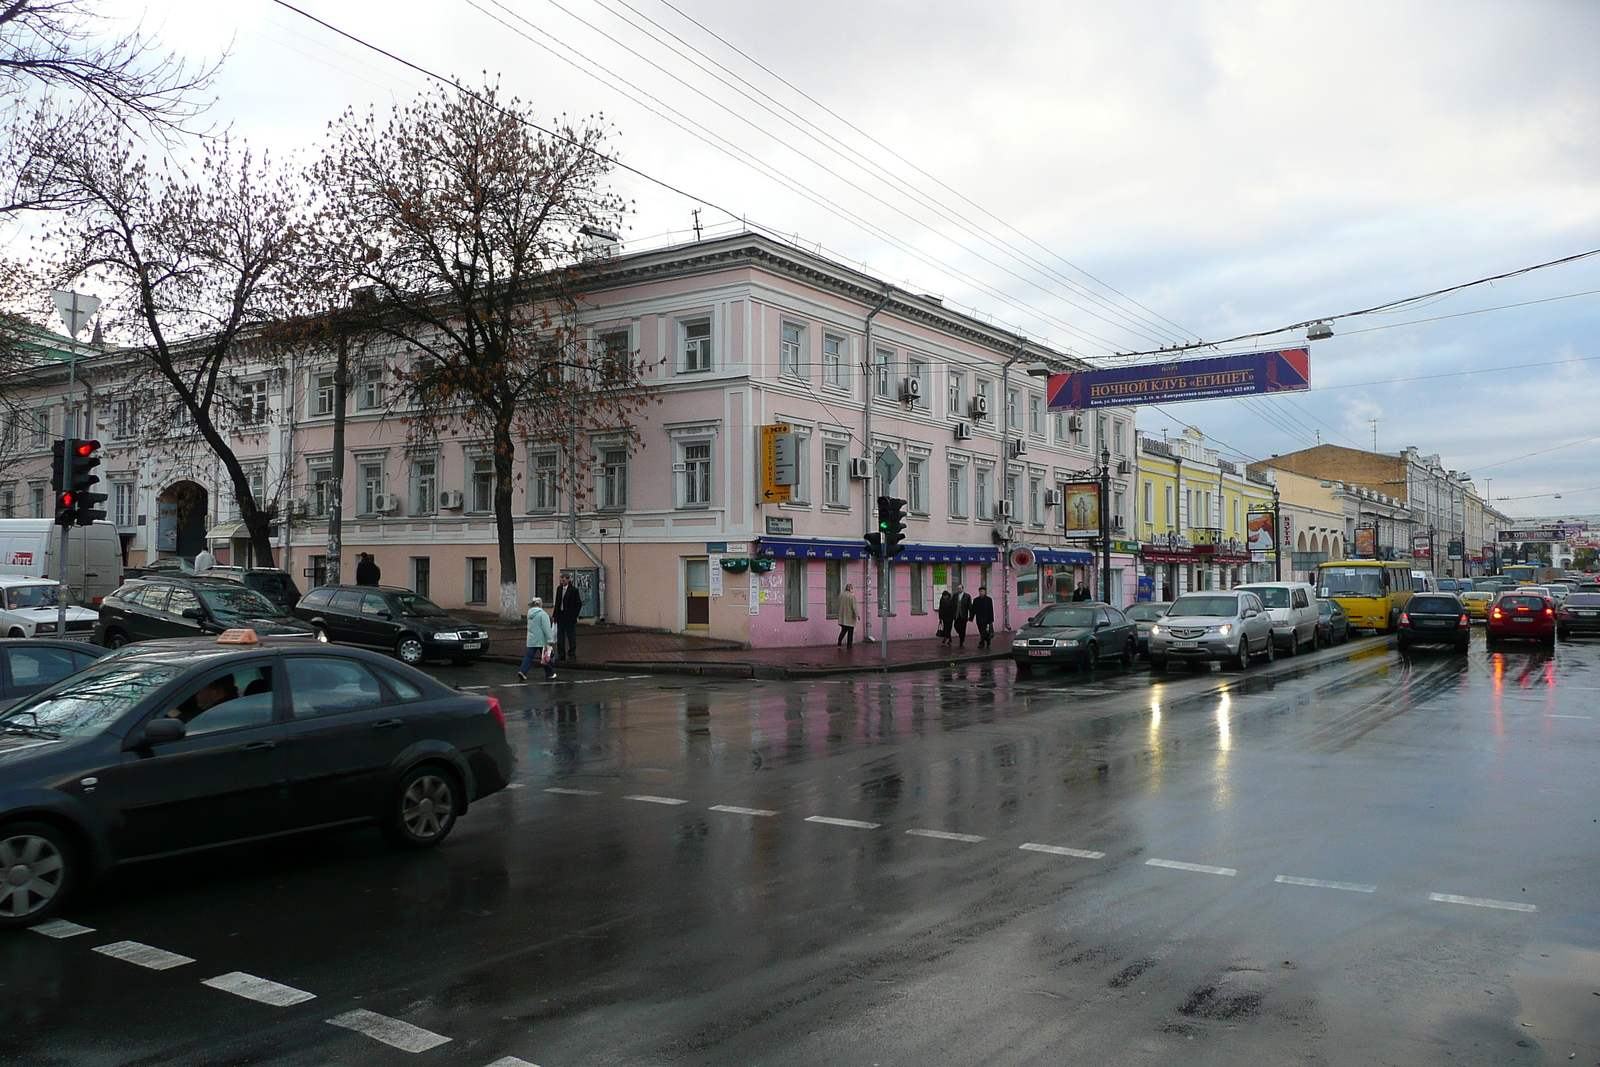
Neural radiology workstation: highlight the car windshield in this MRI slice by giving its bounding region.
[1124,604,1167,621]
[1169,595,1239,618]
[1565,593,1600,607]
[198,587,285,618]
[5,584,66,609]
[1242,587,1289,608]
[1409,596,1461,613]
[1500,596,1546,611]
[1318,568,1384,598]
[1033,606,1096,628]
[0,662,186,739]
[393,594,449,618]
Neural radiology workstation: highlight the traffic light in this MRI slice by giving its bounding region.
[67,439,106,526]
[882,496,908,557]
[864,502,884,559]
[51,438,75,526]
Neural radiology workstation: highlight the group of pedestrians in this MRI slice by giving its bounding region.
[935,584,995,648]
[518,574,584,681]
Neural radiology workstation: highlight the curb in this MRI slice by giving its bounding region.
[480,649,1010,679]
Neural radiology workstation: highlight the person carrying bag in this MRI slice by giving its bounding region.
[518,596,557,681]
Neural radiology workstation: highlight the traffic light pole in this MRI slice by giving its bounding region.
[880,551,889,661]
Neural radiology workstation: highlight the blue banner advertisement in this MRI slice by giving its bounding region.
[1047,348,1310,409]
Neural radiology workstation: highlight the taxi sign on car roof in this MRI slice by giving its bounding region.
[216,628,260,644]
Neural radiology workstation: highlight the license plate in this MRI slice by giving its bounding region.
[1513,618,1532,623]
[461,642,482,649]
[1029,650,1052,657]
[1175,641,1197,648]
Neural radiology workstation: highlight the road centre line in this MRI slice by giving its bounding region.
[544,787,602,796]
[202,971,317,1006]
[327,1009,452,1053]
[906,828,986,843]
[1276,875,1377,893]
[92,940,195,970]
[484,1058,540,1067]
[1018,842,1106,859]
[622,795,689,805]
[1146,858,1237,877]
[1428,892,1537,913]
[709,805,779,817]
[805,815,881,829]
[1544,714,1592,719]
[30,919,94,938]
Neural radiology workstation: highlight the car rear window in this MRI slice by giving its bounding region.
[1241,587,1289,608]
[1408,596,1461,613]
[1500,596,1545,611]
[1563,593,1600,607]
[298,588,334,608]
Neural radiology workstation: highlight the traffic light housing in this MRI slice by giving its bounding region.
[881,496,908,557]
[51,439,75,526]
[67,439,105,526]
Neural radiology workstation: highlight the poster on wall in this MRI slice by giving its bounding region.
[748,572,760,615]
[1247,512,1275,554]
[1062,482,1101,534]
[1411,534,1432,560]
[1354,527,1377,557]
[708,555,723,596]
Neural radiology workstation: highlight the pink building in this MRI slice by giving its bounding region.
[4,234,1137,646]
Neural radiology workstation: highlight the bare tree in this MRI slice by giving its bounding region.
[312,81,658,623]
[46,131,306,565]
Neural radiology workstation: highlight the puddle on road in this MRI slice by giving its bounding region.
[1508,927,1600,1064]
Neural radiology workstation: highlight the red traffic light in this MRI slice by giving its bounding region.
[75,442,94,456]
[59,492,74,507]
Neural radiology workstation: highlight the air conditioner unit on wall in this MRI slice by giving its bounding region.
[991,522,1014,543]
[439,490,464,510]
[1114,515,1126,532]
[849,457,872,480]
[900,376,922,402]
[953,422,973,441]
[1068,413,1084,431]
[1116,458,1131,475]
[969,394,989,419]
[374,493,400,514]
[1045,488,1063,507]
[1010,438,1028,458]
[997,499,1014,519]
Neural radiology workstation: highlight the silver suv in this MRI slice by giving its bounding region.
[1148,590,1275,670]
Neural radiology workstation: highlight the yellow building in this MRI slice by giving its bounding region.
[1265,467,1347,580]
[1135,427,1276,600]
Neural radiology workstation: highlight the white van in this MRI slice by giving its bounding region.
[0,519,123,607]
[1237,581,1319,654]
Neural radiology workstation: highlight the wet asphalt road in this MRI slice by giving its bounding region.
[4,631,1600,1066]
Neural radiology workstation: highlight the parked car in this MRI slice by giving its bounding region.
[0,575,99,639]
[203,567,303,611]
[1460,590,1496,621]
[120,556,197,581]
[1396,593,1470,654]
[1237,582,1319,655]
[0,639,104,705]
[292,585,491,666]
[1436,578,1462,594]
[93,576,321,649]
[1147,590,1273,670]
[1486,590,1556,648]
[1555,591,1600,640]
[0,634,513,928]
[1315,598,1350,647]
[1122,602,1170,656]
[1011,602,1137,670]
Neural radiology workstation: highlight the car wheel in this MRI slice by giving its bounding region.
[104,630,128,650]
[6,628,22,639]
[1148,654,1167,671]
[1119,641,1134,668]
[384,765,460,849]
[1284,634,1298,656]
[1261,635,1275,664]
[1455,641,1470,655]
[1083,641,1098,669]
[1557,628,1569,641]
[1235,641,1251,671]
[394,634,426,666]
[0,821,74,929]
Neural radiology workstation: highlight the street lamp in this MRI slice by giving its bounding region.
[1100,446,1113,603]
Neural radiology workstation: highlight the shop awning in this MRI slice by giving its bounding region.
[899,544,1001,563]
[756,537,870,560]
[205,522,247,543]
[1033,547,1096,565]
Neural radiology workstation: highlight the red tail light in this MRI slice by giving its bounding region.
[486,695,505,728]
[1398,612,1411,626]
[1491,608,1503,619]
[1545,607,1554,617]
[1458,614,1469,628]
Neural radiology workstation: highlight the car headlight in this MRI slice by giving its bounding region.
[315,628,330,643]
[1012,639,1028,648]
[35,622,56,633]
[1209,624,1233,636]
[1057,638,1079,648]
[432,631,461,641]
[1149,624,1161,635]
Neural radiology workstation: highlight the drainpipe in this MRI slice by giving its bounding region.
[282,353,296,576]
[568,393,606,620]
[861,288,892,640]
[999,337,1028,632]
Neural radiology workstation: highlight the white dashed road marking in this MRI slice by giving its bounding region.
[623,794,689,805]
[92,940,195,970]
[709,805,779,817]
[1275,875,1378,893]
[30,919,94,938]
[544,787,602,796]
[327,1009,452,1052]
[1019,842,1106,859]
[906,828,986,843]
[484,1057,540,1067]
[1428,892,1537,913]
[1544,714,1592,719]
[805,816,880,829]
[1146,858,1237,877]
[202,971,317,1006]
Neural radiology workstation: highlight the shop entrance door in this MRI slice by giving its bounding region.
[684,558,710,629]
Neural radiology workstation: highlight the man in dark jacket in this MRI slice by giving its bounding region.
[1072,581,1091,602]
[354,552,381,586]
[971,585,995,648]
[552,573,584,661]
[953,585,973,646]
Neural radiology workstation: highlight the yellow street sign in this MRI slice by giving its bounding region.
[761,423,792,503]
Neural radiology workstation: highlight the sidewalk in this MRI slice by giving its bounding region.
[455,610,1010,679]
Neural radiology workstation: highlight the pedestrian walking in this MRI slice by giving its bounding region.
[953,585,973,646]
[552,573,583,662]
[1072,580,1090,602]
[836,582,859,649]
[193,547,215,573]
[936,590,954,643]
[518,596,557,681]
[972,586,995,648]
[355,552,381,586]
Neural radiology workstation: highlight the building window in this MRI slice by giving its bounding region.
[412,456,437,516]
[1005,474,1018,518]
[469,454,494,513]
[112,399,134,439]
[907,458,926,515]
[467,557,488,604]
[907,357,928,407]
[1114,490,1126,533]
[361,462,384,515]
[1053,410,1066,443]
[0,484,13,518]
[948,370,965,416]
[1005,388,1020,430]
[1144,481,1154,527]
[1072,417,1085,448]
[411,557,430,598]
[1165,484,1174,526]
[784,559,806,620]
[825,560,844,618]
[680,441,712,506]
[598,328,631,380]
[975,468,991,521]
[911,562,927,614]
[948,463,967,519]
[313,372,336,416]
[31,409,49,448]
[533,557,554,602]
[113,481,136,528]
[601,449,628,509]
[531,452,559,512]
[1095,414,1108,455]
[823,442,845,506]
[680,318,712,372]
[306,555,327,588]
[874,347,895,398]
[1233,498,1240,534]
[1029,394,1044,436]
[244,465,266,510]
[238,379,268,424]
[357,365,384,410]
[309,465,333,517]
[30,483,45,518]
[1029,477,1042,525]
[1114,420,1126,455]
[780,322,806,378]
[823,334,846,389]
[789,435,811,505]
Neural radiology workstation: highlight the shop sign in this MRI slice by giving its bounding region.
[1047,348,1310,409]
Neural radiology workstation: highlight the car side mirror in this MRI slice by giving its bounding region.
[378,611,393,620]
[181,608,204,620]
[134,717,186,746]
[1095,620,1108,630]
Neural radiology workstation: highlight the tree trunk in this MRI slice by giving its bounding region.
[326,333,348,585]
[492,415,521,625]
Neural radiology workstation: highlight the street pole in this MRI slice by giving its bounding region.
[860,290,891,640]
[880,548,889,661]
[1100,447,1112,603]
[1273,484,1282,581]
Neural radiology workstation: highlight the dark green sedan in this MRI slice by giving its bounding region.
[1011,602,1137,670]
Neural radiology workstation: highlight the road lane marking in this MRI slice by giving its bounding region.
[622,795,688,805]
[1276,875,1377,893]
[1146,858,1237,877]
[544,787,602,796]
[805,816,880,829]
[484,1058,539,1067]
[202,971,316,1006]
[327,1009,452,1052]
[30,919,94,938]
[92,941,194,970]
[1428,892,1537,913]
[906,829,986,843]
[1545,714,1592,719]
[709,805,779,817]
[1019,842,1105,859]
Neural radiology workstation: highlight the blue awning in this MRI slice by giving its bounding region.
[899,544,1000,563]
[756,537,869,560]
[1035,547,1095,565]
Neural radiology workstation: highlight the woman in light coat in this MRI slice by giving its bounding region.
[836,582,859,649]
[518,596,557,681]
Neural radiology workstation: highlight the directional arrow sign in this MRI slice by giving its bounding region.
[875,446,903,488]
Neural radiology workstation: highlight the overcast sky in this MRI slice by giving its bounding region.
[94,0,1600,517]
